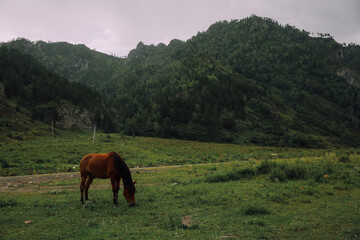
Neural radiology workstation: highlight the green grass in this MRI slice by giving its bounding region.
[1,131,360,239]
[0,129,355,176]
[1,159,360,239]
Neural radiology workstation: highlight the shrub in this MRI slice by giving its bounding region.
[205,167,256,183]
[283,163,307,180]
[269,162,308,182]
[268,194,288,204]
[206,158,350,184]
[0,198,18,208]
[205,173,229,183]
[243,203,271,215]
[234,168,257,179]
[310,160,337,182]
[0,158,10,168]
[247,220,265,226]
[270,168,287,182]
[339,155,350,163]
[257,160,277,174]
[313,173,326,183]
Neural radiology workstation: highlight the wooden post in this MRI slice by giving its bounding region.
[93,124,96,143]
[51,120,54,140]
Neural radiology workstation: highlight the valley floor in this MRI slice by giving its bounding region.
[1,158,360,239]
[0,133,359,239]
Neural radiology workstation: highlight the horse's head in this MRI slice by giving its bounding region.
[123,181,136,207]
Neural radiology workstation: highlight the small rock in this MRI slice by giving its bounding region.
[181,215,194,229]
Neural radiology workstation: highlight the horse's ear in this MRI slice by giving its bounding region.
[133,181,137,185]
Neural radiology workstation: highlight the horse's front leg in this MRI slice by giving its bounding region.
[111,176,120,205]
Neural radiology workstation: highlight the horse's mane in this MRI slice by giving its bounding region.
[111,152,135,193]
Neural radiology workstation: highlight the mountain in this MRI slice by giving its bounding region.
[2,15,360,147]
[110,16,360,147]
[0,47,115,134]
[2,38,123,94]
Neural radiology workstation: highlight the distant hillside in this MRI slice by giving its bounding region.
[0,47,115,133]
[3,38,124,94]
[3,15,360,147]
[111,16,360,147]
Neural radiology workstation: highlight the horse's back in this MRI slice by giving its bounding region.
[80,153,113,178]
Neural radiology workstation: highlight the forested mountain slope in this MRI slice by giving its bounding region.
[3,38,123,94]
[0,47,114,130]
[111,16,360,147]
[2,15,360,147]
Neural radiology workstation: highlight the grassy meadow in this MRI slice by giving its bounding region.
[1,130,360,239]
[0,129,350,176]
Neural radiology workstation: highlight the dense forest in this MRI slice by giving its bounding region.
[111,16,360,147]
[0,47,114,129]
[2,15,360,147]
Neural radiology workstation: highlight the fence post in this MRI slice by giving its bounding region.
[93,124,96,143]
[51,120,54,141]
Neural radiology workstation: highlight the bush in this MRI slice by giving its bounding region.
[205,167,256,183]
[268,194,288,204]
[206,158,350,184]
[0,198,18,208]
[283,164,307,180]
[0,158,10,168]
[257,160,277,174]
[232,168,256,179]
[270,168,287,182]
[310,160,337,182]
[339,155,350,163]
[269,162,308,182]
[243,203,271,215]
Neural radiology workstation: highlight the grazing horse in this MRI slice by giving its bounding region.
[80,152,136,206]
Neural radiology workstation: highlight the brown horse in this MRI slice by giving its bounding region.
[80,152,136,206]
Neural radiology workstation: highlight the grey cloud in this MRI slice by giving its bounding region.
[0,0,359,56]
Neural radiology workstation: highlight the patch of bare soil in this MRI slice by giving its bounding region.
[0,172,81,193]
[0,165,185,193]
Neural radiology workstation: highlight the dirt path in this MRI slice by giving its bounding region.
[0,172,80,193]
[0,165,187,193]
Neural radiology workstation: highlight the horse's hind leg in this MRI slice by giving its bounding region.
[80,175,87,203]
[85,175,94,201]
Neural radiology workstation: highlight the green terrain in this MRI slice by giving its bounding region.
[2,15,360,147]
[1,133,359,239]
[1,15,360,239]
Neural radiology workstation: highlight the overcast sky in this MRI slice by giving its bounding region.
[0,0,359,57]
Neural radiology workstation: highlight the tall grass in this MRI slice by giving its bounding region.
[204,156,359,186]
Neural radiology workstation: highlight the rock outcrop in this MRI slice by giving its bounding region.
[337,68,360,88]
[56,103,94,129]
